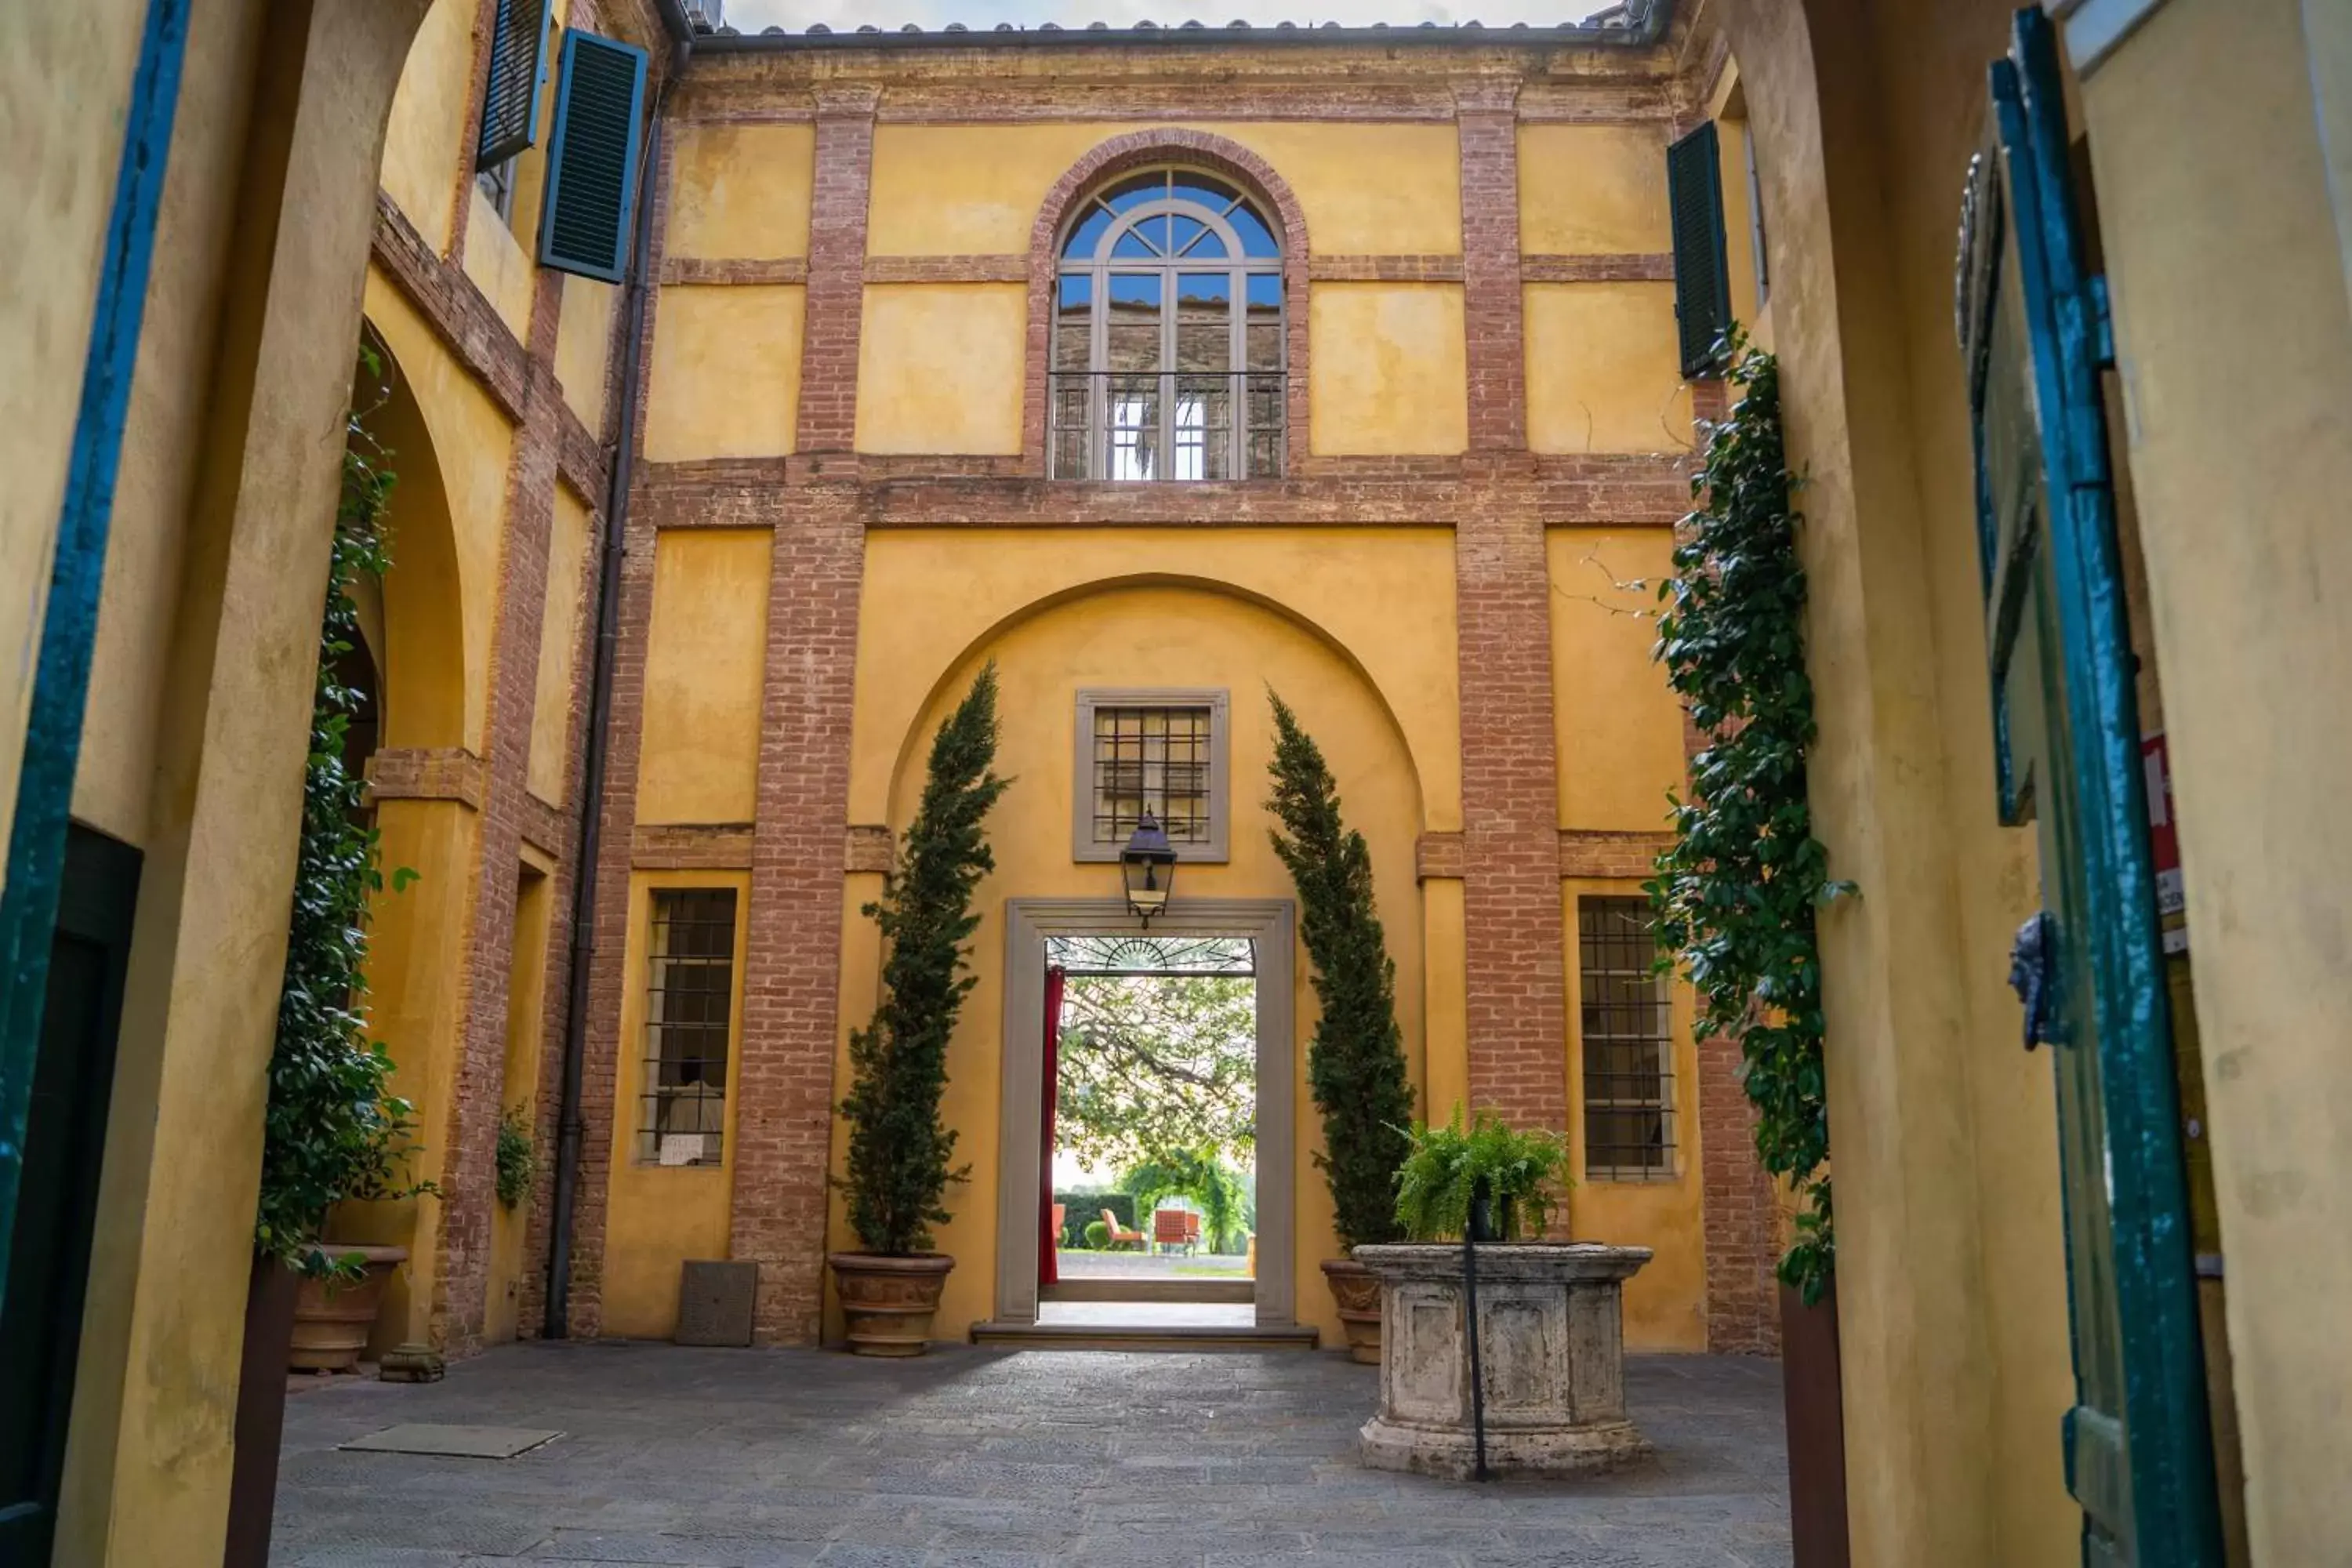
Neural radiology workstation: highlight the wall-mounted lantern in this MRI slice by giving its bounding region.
[1119,810,1178,926]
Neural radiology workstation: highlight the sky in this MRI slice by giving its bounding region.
[724,2,1617,31]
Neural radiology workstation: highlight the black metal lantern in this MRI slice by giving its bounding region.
[1119,810,1178,926]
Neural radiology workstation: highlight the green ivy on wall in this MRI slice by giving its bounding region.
[254,345,433,1276]
[1649,334,1845,1304]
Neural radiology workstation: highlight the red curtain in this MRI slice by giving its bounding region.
[1040,964,1066,1289]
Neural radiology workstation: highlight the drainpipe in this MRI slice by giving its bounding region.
[544,31,688,1339]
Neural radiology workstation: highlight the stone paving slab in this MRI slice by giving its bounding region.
[275,1343,1789,1567]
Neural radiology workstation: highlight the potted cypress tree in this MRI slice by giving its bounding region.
[829,664,1008,1355]
[1265,693,1414,1364]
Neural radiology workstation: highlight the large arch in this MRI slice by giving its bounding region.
[877,570,1432,836]
[356,320,470,750]
[1022,130,1315,475]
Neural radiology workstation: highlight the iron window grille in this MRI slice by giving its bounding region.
[1091,705,1214,848]
[1051,169,1286,481]
[638,887,738,1167]
[1577,897,1676,1180]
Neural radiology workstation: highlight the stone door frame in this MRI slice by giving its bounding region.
[993,898,1297,1327]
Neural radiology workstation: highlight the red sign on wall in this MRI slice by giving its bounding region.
[2143,732,2184,920]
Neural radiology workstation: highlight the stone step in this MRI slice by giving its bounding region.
[968,1322,1322,1352]
[1042,1278,1256,1304]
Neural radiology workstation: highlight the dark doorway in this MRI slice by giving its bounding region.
[0,825,141,1563]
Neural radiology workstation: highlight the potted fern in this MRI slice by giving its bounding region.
[1357,1107,1653,1479]
[1265,692,1414,1364]
[829,665,1007,1355]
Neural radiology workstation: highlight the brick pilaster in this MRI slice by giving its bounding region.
[794,85,880,459]
[557,122,680,1341]
[1456,82,1526,454]
[734,487,866,1344]
[1450,82,1567,1142]
[430,267,569,1353]
[1680,371,1780,1355]
[731,87,878,1343]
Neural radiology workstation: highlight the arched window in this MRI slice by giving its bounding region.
[1051,170,1286,481]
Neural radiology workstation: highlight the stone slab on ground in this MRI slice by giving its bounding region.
[336,1423,563,1458]
[273,1343,1790,1566]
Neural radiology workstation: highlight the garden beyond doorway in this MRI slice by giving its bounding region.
[1045,935,1257,1330]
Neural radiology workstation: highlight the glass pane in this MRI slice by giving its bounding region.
[1051,378,1091,480]
[1171,176,1238,214]
[1055,274,1092,372]
[1246,274,1283,371]
[1178,222,1229,260]
[1112,215,1167,258]
[1169,214,1209,256]
[1106,274,1161,375]
[1231,201,1280,257]
[1064,201,1114,259]
[1177,274,1231,373]
[1107,377,1160,481]
[1174,378,1232,481]
[1101,172,1165,212]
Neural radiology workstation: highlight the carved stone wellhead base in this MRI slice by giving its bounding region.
[1352,1242,1654,1480]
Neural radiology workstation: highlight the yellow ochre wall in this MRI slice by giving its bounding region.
[636,528,772,825]
[602,867,754,1338]
[849,572,1441,1349]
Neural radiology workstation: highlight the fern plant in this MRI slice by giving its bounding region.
[1394,1107,1573,1243]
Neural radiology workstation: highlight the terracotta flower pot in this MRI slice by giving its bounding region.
[289,1243,408,1373]
[829,1251,953,1356]
[1322,1256,1382,1366]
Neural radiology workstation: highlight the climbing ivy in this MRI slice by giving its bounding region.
[1648,335,1843,1304]
[255,346,433,1277]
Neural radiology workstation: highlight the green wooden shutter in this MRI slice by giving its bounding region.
[475,0,553,170]
[1667,121,1733,378]
[537,29,648,285]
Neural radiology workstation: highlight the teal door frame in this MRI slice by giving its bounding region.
[1959,10,2223,1565]
[0,0,189,1312]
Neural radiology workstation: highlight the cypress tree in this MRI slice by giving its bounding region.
[1265,691,1413,1252]
[838,663,1010,1255]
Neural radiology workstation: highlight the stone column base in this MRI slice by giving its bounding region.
[1359,1413,1651,1479]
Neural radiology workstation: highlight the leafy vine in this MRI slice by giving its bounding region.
[1648,334,1845,1304]
[255,341,434,1277]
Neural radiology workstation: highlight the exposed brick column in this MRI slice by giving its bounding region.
[430,267,569,1354]
[793,85,880,463]
[731,84,879,1344]
[556,125,680,1340]
[1680,372,1780,1355]
[1456,81,1526,454]
[1451,82,1567,1140]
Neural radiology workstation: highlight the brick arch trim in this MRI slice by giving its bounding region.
[1022,129,1314,477]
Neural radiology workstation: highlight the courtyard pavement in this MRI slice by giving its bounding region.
[272,1343,1791,1567]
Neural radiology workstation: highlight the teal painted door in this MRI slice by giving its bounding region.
[0,827,141,1563]
[1958,12,2223,1566]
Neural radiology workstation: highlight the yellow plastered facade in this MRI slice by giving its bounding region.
[1308,284,1471,456]
[1518,123,1675,255]
[379,0,474,255]
[486,862,556,1345]
[635,528,772,825]
[855,284,1029,455]
[463,185,539,340]
[666,122,816,259]
[603,869,753,1338]
[1548,529,1685,831]
[556,273,617,427]
[530,485,592,804]
[863,121,1464,258]
[642,284,805,460]
[1524,282,1693,455]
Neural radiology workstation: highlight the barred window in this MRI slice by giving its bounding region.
[638,887,738,1167]
[1577,897,1675,1180]
[1051,169,1286,481]
[1072,690,1230,863]
[1094,706,1212,844]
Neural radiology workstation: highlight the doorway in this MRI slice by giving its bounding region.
[1044,933,1258,1330]
[993,899,1294,1330]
